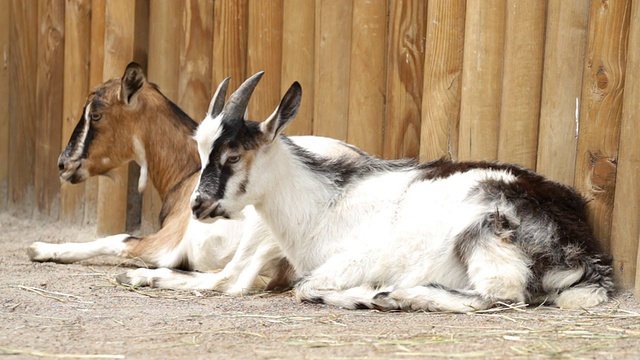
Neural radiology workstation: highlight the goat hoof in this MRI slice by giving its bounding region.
[115,272,151,287]
[26,243,58,263]
[26,244,44,261]
[371,292,400,311]
[115,272,132,285]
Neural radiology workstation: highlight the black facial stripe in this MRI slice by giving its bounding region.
[81,121,96,158]
[65,107,88,152]
[199,119,263,202]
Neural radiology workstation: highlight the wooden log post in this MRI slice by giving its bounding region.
[573,0,631,255]
[497,0,546,169]
[347,0,387,156]
[536,0,589,185]
[8,0,38,217]
[212,0,248,99]
[0,3,9,211]
[282,0,314,136]
[97,0,148,235]
[83,0,106,226]
[313,0,353,140]
[60,0,91,224]
[34,0,65,220]
[419,0,466,162]
[383,0,426,160]
[247,0,283,120]
[611,0,640,291]
[141,0,181,233]
[177,0,213,121]
[458,0,505,161]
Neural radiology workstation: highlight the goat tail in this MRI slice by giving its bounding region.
[552,256,614,309]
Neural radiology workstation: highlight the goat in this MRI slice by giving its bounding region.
[189,72,614,312]
[27,62,364,294]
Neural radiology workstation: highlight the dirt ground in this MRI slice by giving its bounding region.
[1,212,640,359]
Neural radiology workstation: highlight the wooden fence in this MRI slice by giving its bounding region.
[1,0,639,296]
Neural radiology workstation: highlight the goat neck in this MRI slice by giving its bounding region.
[135,87,200,200]
[252,138,339,272]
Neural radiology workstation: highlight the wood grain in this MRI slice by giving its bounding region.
[610,0,639,290]
[247,0,283,120]
[573,0,631,256]
[383,0,426,160]
[419,0,466,162]
[0,3,9,210]
[282,0,314,136]
[178,0,213,121]
[347,0,387,156]
[34,0,65,220]
[83,0,106,226]
[458,0,505,161]
[8,0,38,217]
[97,0,141,235]
[536,0,589,185]
[60,0,91,224]
[142,0,182,233]
[497,0,546,168]
[313,0,353,140]
[212,0,248,100]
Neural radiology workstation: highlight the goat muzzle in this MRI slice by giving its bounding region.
[191,196,226,220]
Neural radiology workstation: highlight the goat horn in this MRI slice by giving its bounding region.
[208,77,231,118]
[223,71,264,120]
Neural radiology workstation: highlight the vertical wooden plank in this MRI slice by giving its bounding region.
[419,0,466,162]
[141,0,182,233]
[497,0,546,168]
[8,0,38,217]
[97,0,147,235]
[383,0,426,159]
[313,0,353,140]
[247,0,283,120]
[60,0,91,224]
[281,0,314,136]
[574,0,631,256]
[0,2,9,210]
[536,0,589,185]
[212,0,248,100]
[126,0,149,232]
[148,0,180,101]
[84,0,106,226]
[346,0,386,156]
[178,0,213,121]
[611,1,639,290]
[458,0,505,161]
[34,0,65,220]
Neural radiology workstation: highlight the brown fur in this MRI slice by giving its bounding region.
[82,81,199,199]
[123,174,198,267]
[76,78,201,263]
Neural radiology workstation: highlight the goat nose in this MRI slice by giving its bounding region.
[191,195,204,216]
[57,158,65,171]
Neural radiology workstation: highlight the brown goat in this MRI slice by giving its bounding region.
[28,62,364,294]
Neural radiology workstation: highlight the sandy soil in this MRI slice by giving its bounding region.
[1,212,640,359]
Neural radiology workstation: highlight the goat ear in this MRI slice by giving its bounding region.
[261,82,302,142]
[207,77,230,118]
[121,62,146,106]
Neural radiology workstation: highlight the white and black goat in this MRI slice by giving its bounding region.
[28,63,364,294]
[189,72,614,312]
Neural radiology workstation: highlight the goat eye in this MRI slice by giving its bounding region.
[227,155,241,164]
[90,113,102,121]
